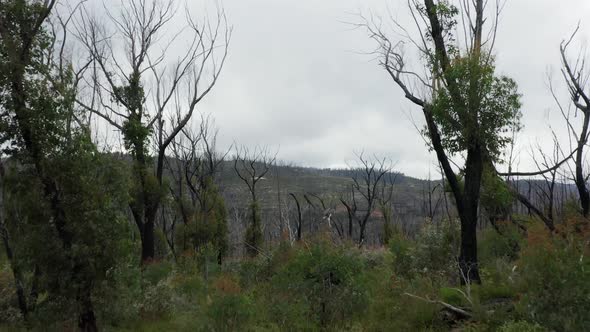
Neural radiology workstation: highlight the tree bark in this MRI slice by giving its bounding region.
[1,228,28,319]
[575,114,590,217]
[77,286,98,332]
[458,145,484,284]
[289,193,303,241]
[141,219,155,262]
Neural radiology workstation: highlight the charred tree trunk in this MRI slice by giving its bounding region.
[77,284,98,332]
[575,115,590,217]
[340,199,354,240]
[459,145,484,284]
[141,218,156,262]
[289,193,303,241]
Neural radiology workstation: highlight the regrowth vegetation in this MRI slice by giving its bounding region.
[0,0,588,331]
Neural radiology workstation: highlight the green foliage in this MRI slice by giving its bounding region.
[389,232,414,278]
[117,71,150,157]
[515,223,590,331]
[174,177,228,264]
[478,222,522,263]
[363,273,445,331]
[381,203,395,245]
[5,226,589,331]
[440,287,464,307]
[206,292,253,331]
[236,240,369,330]
[430,55,521,161]
[0,1,67,157]
[0,1,135,324]
[480,166,514,218]
[2,146,132,323]
[205,274,253,331]
[390,219,460,281]
[498,321,546,332]
[122,113,151,157]
[417,0,459,58]
[0,265,22,323]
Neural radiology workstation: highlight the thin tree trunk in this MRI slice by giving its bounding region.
[289,193,303,241]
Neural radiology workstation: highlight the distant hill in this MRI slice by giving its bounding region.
[214,161,448,254]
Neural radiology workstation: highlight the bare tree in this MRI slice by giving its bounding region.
[378,169,399,244]
[341,153,391,247]
[289,192,304,241]
[75,0,231,262]
[422,170,443,222]
[531,135,564,223]
[233,145,276,257]
[165,115,230,263]
[340,184,357,240]
[556,26,590,218]
[497,29,590,228]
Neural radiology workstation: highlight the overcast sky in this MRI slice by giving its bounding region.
[154,1,590,178]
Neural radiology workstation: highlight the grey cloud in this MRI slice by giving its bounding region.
[117,0,590,178]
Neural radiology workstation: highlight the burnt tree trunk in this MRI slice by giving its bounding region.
[575,111,590,217]
[77,283,98,332]
[289,193,303,241]
[459,145,484,284]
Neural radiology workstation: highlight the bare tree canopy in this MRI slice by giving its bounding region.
[74,0,231,263]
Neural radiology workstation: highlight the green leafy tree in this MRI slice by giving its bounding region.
[363,0,521,283]
[0,1,132,330]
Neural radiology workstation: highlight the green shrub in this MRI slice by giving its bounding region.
[478,222,522,264]
[498,320,546,332]
[142,261,175,286]
[390,219,460,281]
[265,240,368,329]
[413,219,460,277]
[0,265,22,324]
[205,274,253,331]
[139,277,177,318]
[389,233,413,278]
[516,222,590,331]
[206,293,252,331]
[440,287,465,307]
[95,262,142,326]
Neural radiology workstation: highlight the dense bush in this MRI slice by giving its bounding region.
[259,239,368,329]
[478,221,522,263]
[498,320,546,332]
[205,274,253,331]
[390,219,460,281]
[515,222,590,331]
[2,217,589,331]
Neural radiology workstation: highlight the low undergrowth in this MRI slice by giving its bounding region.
[1,218,588,331]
